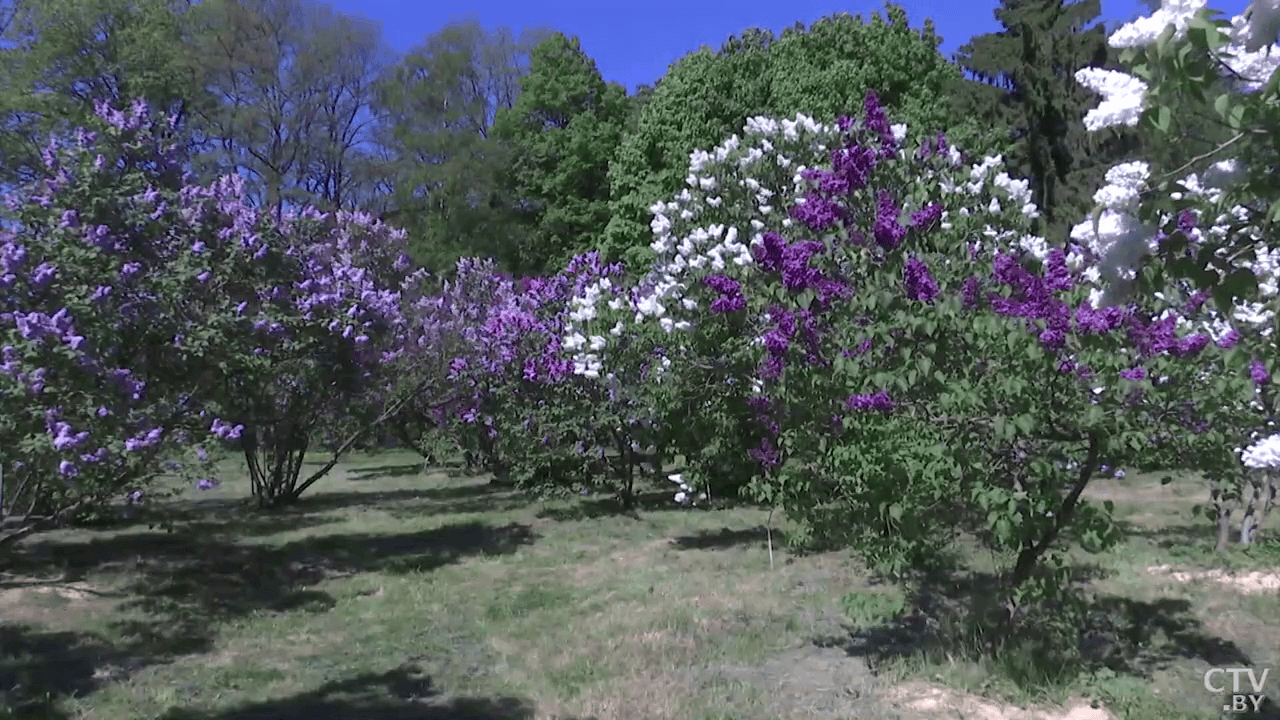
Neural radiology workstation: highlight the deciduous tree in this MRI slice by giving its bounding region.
[491,33,629,275]
[602,4,963,268]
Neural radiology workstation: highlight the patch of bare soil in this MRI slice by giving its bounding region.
[1146,564,1280,594]
[882,682,1115,720]
[0,576,116,623]
[711,646,1116,720]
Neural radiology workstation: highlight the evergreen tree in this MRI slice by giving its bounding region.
[954,0,1125,244]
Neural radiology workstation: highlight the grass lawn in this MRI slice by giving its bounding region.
[2,451,1278,719]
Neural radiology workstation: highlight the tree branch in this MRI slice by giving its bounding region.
[287,375,457,500]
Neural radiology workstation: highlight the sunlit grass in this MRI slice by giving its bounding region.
[1,456,1276,719]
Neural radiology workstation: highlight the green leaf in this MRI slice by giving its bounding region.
[1185,14,1224,51]
[797,288,815,310]
[1152,104,1172,133]
[1186,26,1209,51]
[1213,92,1231,118]
[1227,103,1247,131]
[1267,198,1280,227]
[993,415,1008,441]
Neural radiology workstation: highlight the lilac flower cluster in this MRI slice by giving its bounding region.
[705,274,746,313]
[676,91,1239,478]
[0,99,420,511]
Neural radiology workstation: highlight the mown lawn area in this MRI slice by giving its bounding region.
[2,452,1278,719]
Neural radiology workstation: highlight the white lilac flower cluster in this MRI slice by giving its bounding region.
[1067,161,1158,307]
[1241,433,1280,468]
[650,113,842,288]
[938,153,1045,260]
[562,276,615,379]
[668,472,705,505]
[573,116,1055,504]
[561,113,845,382]
[561,274,679,380]
[1071,0,1280,310]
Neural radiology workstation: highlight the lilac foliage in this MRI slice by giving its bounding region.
[0,99,417,516]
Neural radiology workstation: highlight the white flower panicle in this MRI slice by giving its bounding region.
[1074,69,1150,131]
[1242,434,1280,468]
[1108,0,1208,48]
[1211,5,1280,90]
[1066,160,1238,307]
[668,472,705,505]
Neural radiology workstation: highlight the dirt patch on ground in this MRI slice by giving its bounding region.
[1146,564,1280,594]
[710,646,1118,719]
[882,682,1115,720]
[0,577,115,623]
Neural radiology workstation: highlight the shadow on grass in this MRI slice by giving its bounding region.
[1,623,199,720]
[1116,519,1217,549]
[153,662,594,720]
[291,482,530,516]
[2,521,535,712]
[0,511,345,578]
[11,519,535,609]
[814,564,1263,699]
[670,526,788,550]
[1116,520,1280,565]
[55,495,352,536]
[535,488,695,522]
[346,463,427,482]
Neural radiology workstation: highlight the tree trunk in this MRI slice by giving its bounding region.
[1215,504,1234,553]
[1006,433,1100,599]
[245,422,310,508]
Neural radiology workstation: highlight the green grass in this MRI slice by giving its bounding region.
[1,454,1278,719]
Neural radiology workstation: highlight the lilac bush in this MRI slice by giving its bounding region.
[214,205,419,506]
[0,100,248,536]
[0,99,426,535]
[568,94,1255,613]
[1073,0,1280,548]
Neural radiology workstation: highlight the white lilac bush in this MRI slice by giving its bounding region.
[561,92,1251,610]
[1073,0,1280,546]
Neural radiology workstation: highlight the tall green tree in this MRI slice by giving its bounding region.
[626,82,657,134]
[491,33,629,276]
[371,21,552,271]
[602,4,964,268]
[954,0,1126,243]
[184,0,393,217]
[0,0,208,187]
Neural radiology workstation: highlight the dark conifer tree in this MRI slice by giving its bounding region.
[955,0,1128,244]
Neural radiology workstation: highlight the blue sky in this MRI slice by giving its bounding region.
[326,0,1251,93]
